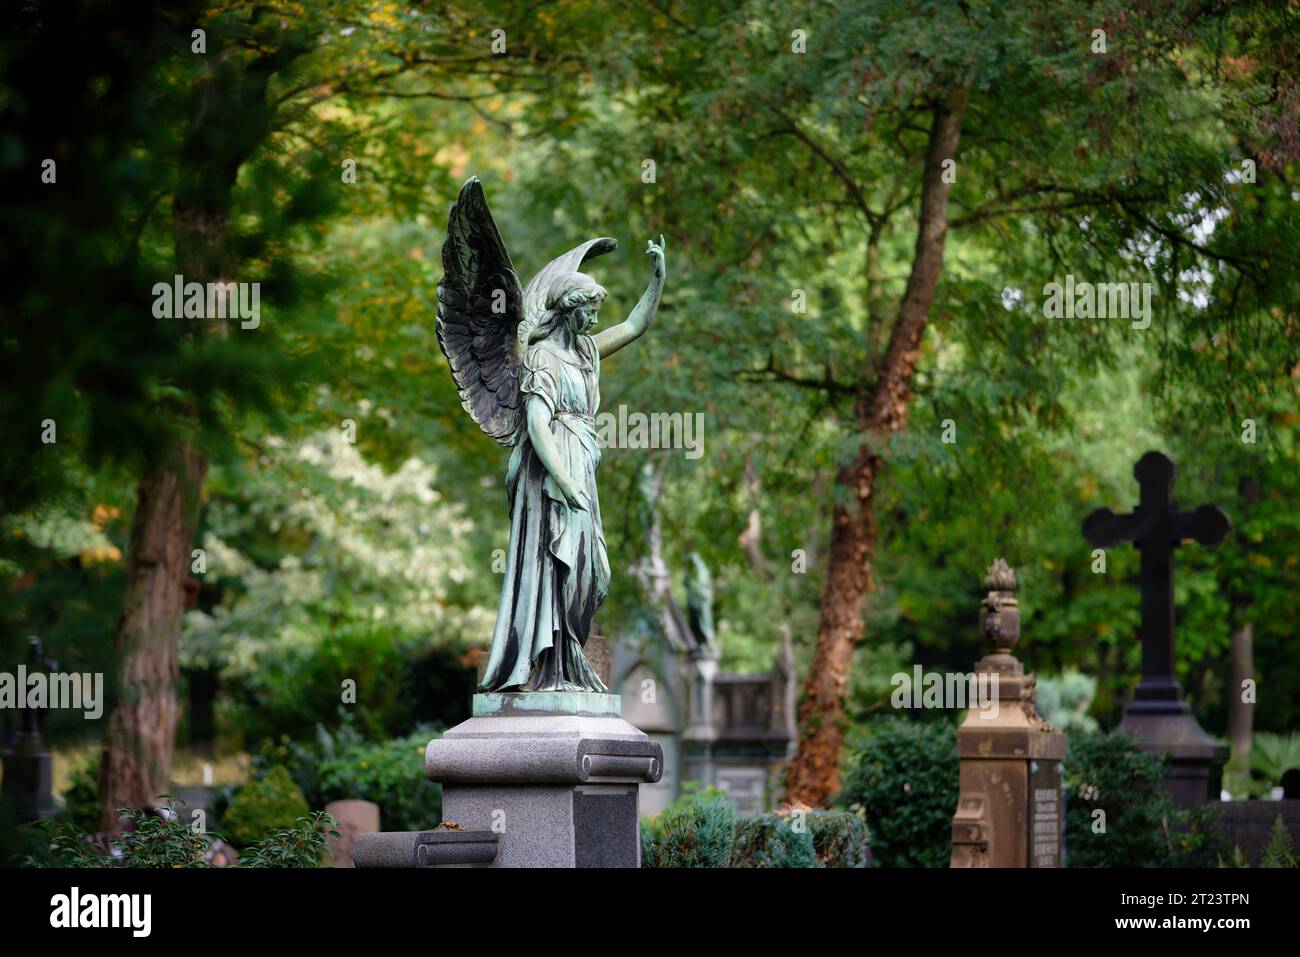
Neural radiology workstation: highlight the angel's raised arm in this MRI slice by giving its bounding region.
[594,235,666,359]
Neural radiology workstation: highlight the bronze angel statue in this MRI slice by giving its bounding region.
[437,177,665,694]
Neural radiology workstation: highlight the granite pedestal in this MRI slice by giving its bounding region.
[425,693,662,868]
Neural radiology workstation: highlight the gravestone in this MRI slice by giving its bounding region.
[1083,450,1230,806]
[951,561,1066,868]
[0,637,56,824]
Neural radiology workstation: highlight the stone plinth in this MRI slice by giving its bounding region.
[425,693,662,868]
[353,829,499,868]
[1119,709,1228,809]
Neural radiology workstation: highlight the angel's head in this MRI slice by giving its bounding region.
[548,272,607,334]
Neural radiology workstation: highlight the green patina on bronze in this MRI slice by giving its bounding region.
[472,692,623,718]
[437,177,665,695]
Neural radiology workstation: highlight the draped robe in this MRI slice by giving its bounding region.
[479,333,610,692]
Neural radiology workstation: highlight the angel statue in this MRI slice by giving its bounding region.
[437,177,666,694]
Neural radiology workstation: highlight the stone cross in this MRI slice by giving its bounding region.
[1083,451,1230,714]
[1082,451,1231,806]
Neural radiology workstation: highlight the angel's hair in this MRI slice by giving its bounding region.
[516,272,607,354]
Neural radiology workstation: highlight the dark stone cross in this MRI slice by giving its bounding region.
[1083,451,1231,715]
[1081,451,1234,806]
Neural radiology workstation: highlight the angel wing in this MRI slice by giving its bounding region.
[436,177,526,446]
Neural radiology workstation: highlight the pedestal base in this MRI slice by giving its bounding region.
[1119,709,1228,808]
[425,696,662,868]
[0,750,54,824]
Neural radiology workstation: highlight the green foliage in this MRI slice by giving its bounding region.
[23,800,211,868]
[1258,816,1297,869]
[316,731,441,832]
[255,719,442,832]
[642,797,867,867]
[221,766,310,848]
[189,430,484,744]
[642,789,735,868]
[58,752,103,835]
[239,812,338,869]
[20,801,336,868]
[808,809,871,868]
[1065,732,1226,868]
[731,812,816,869]
[838,719,958,868]
[1250,733,1300,785]
[1036,671,1099,735]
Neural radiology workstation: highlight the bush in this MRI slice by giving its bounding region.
[221,766,310,848]
[731,811,816,868]
[808,809,870,868]
[58,751,102,834]
[19,801,337,868]
[1065,731,1227,868]
[838,718,958,868]
[223,629,475,745]
[1259,815,1297,869]
[1036,670,1099,734]
[239,812,338,868]
[317,731,441,831]
[257,719,442,831]
[642,789,735,868]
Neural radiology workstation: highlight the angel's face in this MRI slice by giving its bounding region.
[570,303,600,333]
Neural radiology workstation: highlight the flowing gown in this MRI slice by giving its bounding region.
[479,333,610,692]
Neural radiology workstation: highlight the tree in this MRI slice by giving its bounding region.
[570,0,1300,803]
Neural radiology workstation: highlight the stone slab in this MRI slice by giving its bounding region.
[427,713,663,785]
[353,829,498,868]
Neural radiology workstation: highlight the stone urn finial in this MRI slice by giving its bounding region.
[980,559,1020,655]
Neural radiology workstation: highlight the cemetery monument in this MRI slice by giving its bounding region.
[1083,450,1231,807]
[421,177,667,866]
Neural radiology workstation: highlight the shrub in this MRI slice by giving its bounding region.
[1036,670,1099,734]
[1259,815,1297,869]
[642,789,735,868]
[1251,732,1300,785]
[808,809,870,868]
[731,811,816,868]
[838,718,958,868]
[1064,731,1226,868]
[23,801,212,868]
[58,751,102,834]
[257,719,442,831]
[223,629,475,745]
[239,812,338,868]
[221,766,310,848]
[19,801,337,868]
[316,730,442,831]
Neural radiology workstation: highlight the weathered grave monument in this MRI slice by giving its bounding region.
[951,561,1066,867]
[1083,450,1230,807]
[384,178,668,867]
[614,474,796,814]
[0,637,57,824]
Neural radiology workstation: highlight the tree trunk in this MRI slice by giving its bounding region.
[787,91,968,807]
[99,444,208,828]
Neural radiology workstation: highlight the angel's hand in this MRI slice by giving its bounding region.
[646,234,666,282]
[556,475,591,511]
